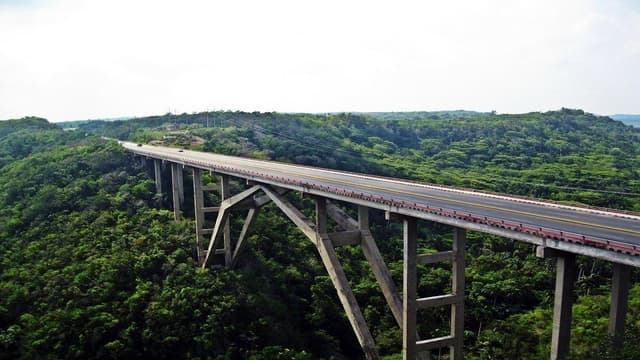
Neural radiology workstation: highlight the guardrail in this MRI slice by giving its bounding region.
[128,146,640,257]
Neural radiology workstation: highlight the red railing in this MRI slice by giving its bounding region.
[132,147,640,257]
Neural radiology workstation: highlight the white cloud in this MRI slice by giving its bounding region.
[1,0,639,121]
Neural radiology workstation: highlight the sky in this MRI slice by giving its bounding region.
[1,0,639,122]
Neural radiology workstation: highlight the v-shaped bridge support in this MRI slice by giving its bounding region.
[192,177,464,360]
[260,186,380,359]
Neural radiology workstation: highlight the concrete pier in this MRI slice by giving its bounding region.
[551,252,576,360]
[192,168,205,264]
[608,263,631,345]
[171,163,182,220]
[154,159,162,197]
[402,217,418,360]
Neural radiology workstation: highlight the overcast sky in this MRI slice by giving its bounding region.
[1,0,639,122]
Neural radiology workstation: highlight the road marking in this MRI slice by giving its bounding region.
[128,144,640,237]
[215,156,640,237]
[163,146,638,236]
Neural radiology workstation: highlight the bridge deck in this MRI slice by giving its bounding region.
[122,142,640,265]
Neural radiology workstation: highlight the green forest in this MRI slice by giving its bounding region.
[2,110,640,359]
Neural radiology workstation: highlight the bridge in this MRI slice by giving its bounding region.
[122,141,640,360]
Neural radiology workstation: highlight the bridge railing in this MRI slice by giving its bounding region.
[128,146,640,257]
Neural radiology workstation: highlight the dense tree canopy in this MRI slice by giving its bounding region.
[1,111,640,359]
[79,109,640,210]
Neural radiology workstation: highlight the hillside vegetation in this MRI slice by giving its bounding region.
[1,111,640,359]
[81,109,640,210]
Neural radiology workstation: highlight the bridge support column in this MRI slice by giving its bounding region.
[220,175,232,267]
[154,159,163,198]
[202,185,262,267]
[358,206,404,327]
[538,248,576,360]
[450,228,465,360]
[171,163,183,220]
[177,165,184,205]
[192,168,206,264]
[609,263,631,345]
[313,197,379,359]
[230,207,260,268]
[328,203,428,360]
[402,219,465,360]
[260,189,379,359]
[403,217,418,360]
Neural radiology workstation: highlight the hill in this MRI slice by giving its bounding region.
[0,119,324,359]
[354,110,489,121]
[611,114,640,127]
[56,117,135,129]
[79,108,640,211]
[0,117,84,168]
[1,112,640,359]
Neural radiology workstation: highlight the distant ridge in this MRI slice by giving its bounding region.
[57,116,134,128]
[352,110,489,121]
[610,114,640,127]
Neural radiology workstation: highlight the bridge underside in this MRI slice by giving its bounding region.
[146,158,634,360]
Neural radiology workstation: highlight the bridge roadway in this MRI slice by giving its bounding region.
[122,141,640,266]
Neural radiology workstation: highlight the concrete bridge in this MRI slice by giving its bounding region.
[122,141,640,360]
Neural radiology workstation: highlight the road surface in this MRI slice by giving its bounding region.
[122,141,640,260]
